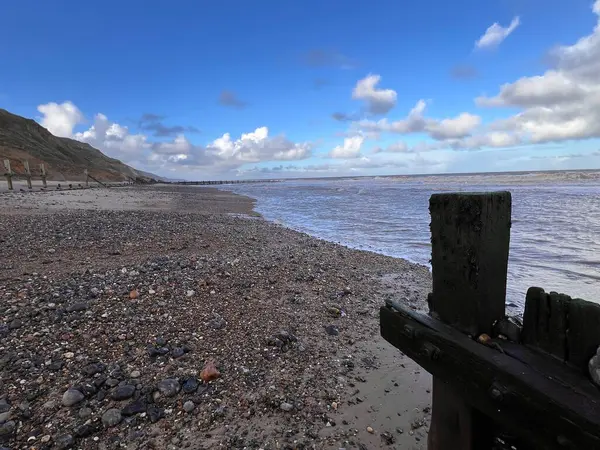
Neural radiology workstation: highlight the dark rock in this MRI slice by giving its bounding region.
[93,377,107,388]
[62,389,85,407]
[155,337,167,346]
[147,406,164,423]
[76,383,97,397]
[112,385,135,401]
[0,400,9,414]
[0,421,15,439]
[73,421,101,438]
[325,325,339,336]
[102,408,122,428]
[171,347,185,358]
[182,377,199,394]
[54,433,74,449]
[66,303,87,313]
[157,379,180,397]
[8,319,22,330]
[81,362,105,377]
[48,360,64,371]
[122,400,146,416]
[147,346,169,357]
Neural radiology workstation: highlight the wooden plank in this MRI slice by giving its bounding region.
[380,303,600,450]
[429,192,511,336]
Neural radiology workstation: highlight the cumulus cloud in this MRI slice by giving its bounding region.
[37,101,312,175]
[218,90,248,109]
[329,136,364,158]
[74,113,150,161]
[355,100,481,140]
[475,16,520,50]
[352,74,397,114]
[476,1,600,143]
[37,101,84,137]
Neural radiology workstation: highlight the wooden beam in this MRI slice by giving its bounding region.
[380,303,600,450]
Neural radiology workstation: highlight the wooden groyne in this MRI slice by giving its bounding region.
[381,191,600,449]
[170,179,278,186]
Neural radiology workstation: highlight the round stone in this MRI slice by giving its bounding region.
[183,401,195,413]
[62,389,85,407]
[102,408,122,428]
[111,385,135,401]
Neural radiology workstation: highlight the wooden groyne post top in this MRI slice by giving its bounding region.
[428,192,511,449]
[429,192,511,336]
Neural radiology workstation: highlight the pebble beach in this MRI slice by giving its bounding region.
[0,185,433,449]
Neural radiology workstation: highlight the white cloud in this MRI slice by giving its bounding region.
[73,113,150,161]
[355,100,481,141]
[36,101,312,174]
[426,113,482,140]
[476,71,587,107]
[475,16,520,50]
[477,1,600,143]
[37,101,84,137]
[352,74,397,114]
[329,136,364,158]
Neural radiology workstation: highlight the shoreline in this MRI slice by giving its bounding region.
[0,185,432,449]
[212,184,433,272]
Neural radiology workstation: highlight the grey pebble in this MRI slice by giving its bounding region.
[280,402,294,412]
[102,408,122,427]
[183,400,195,413]
[62,388,85,407]
[157,378,180,397]
[54,433,75,450]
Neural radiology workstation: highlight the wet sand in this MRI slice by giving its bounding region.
[0,185,432,449]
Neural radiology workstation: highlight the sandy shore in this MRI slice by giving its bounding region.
[0,185,432,449]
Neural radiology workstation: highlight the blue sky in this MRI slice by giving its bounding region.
[1,0,599,179]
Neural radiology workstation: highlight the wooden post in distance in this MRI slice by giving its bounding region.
[3,159,13,191]
[23,160,32,189]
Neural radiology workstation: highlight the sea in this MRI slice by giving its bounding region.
[221,170,600,309]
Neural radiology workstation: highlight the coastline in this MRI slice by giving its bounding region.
[0,185,432,449]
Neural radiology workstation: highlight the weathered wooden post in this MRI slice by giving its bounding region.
[3,159,13,191]
[427,192,511,449]
[23,160,32,189]
[84,169,89,187]
[40,163,47,188]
